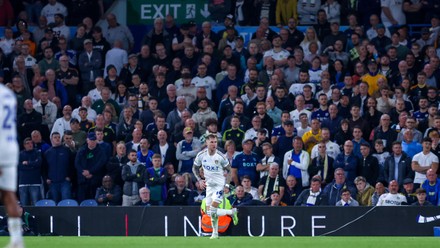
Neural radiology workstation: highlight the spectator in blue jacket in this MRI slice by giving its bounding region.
[18,138,43,206]
[39,69,68,107]
[44,132,72,203]
[323,168,356,205]
[333,140,360,184]
[227,186,253,207]
[75,132,108,202]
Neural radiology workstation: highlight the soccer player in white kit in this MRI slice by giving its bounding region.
[193,134,238,239]
[0,84,24,248]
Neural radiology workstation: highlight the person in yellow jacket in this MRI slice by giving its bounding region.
[302,118,322,154]
[361,59,387,96]
[276,0,298,27]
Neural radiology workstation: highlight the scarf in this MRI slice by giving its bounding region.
[263,175,279,199]
[318,154,328,180]
[306,189,321,206]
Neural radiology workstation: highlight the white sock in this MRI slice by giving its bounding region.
[8,217,23,243]
[210,207,218,235]
[216,209,233,216]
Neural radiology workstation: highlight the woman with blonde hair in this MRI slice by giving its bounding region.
[300,27,321,57]
[224,140,239,165]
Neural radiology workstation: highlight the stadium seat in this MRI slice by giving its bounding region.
[57,199,79,207]
[35,199,56,207]
[80,199,98,206]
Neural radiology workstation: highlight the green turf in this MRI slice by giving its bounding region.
[0,237,439,248]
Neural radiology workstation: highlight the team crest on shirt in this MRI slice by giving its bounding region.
[215,160,218,164]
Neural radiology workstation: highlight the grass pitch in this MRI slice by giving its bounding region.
[0,236,438,248]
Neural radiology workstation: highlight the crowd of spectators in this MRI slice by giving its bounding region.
[1,0,440,207]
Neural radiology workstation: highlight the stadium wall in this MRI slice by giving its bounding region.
[1,206,440,236]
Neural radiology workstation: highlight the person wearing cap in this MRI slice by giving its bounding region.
[230,138,260,187]
[78,38,103,94]
[41,0,68,24]
[45,132,72,203]
[176,127,202,174]
[399,178,417,205]
[412,188,433,206]
[119,54,143,87]
[421,168,440,205]
[360,59,386,96]
[75,131,107,202]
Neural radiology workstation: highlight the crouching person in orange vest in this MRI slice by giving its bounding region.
[200,197,237,234]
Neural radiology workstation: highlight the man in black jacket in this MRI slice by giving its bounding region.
[383,141,414,187]
[359,143,380,186]
[295,177,328,206]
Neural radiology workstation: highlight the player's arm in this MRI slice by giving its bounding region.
[230,167,239,186]
[224,163,232,184]
[192,163,203,181]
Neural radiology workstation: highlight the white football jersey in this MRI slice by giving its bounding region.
[0,84,19,166]
[194,149,229,185]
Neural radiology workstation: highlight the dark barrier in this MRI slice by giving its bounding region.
[2,206,440,236]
